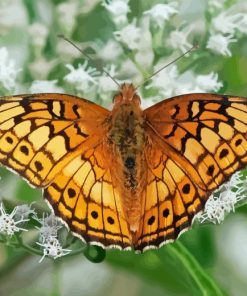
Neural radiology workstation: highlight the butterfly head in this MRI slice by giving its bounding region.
[113,83,141,108]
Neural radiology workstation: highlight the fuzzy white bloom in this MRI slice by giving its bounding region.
[212,12,243,35]
[14,204,36,221]
[0,203,29,236]
[135,18,154,68]
[57,2,79,35]
[114,20,141,50]
[208,0,225,10]
[64,61,99,92]
[237,13,247,34]
[206,34,236,56]
[147,64,179,98]
[30,80,64,93]
[0,47,21,91]
[97,40,122,62]
[195,72,223,92]
[147,64,224,97]
[199,172,246,224]
[97,65,119,95]
[35,214,63,243]
[102,0,130,25]
[0,0,28,32]
[144,3,178,28]
[29,58,57,80]
[37,237,71,263]
[28,23,48,49]
[168,29,193,52]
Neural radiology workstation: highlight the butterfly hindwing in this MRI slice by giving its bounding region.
[44,143,131,249]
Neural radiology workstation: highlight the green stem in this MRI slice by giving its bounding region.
[167,242,224,296]
[51,260,61,296]
[62,246,87,258]
[121,44,149,78]
[15,235,43,256]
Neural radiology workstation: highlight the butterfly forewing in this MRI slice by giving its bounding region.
[0,94,109,187]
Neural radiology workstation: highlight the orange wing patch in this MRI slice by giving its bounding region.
[44,144,131,249]
[138,94,247,251]
[0,94,109,187]
[135,142,207,251]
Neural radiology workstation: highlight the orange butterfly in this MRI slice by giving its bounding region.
[0,83,246,251]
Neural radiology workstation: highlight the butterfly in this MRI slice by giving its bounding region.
[0,83,246,252]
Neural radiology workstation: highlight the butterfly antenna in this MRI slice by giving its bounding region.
[58,34,121,88]
[135,44,198,90]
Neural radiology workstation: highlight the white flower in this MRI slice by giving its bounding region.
[147,64,179,98]
[236,13,247,34]
[168,28,193,52]
[64,61,99,92]
[30,80,64,93]
[29,58,56,79]
[97,65,118,95]
[0,0,28,33]
[57,2,79,35]
[37,237,71,263]
[208,0,225,11]
[212,12,243,35]
[28,23,48,49]
[97,40,122,62]
[206,34,236,56]
[14,204,36,221]
[0,47,21,91]
[144,3,178,28]
[114,20,141,50]
[199,172,246,224]
[135,18,154,68]
[0,203,29,236]
[195,72,223,92]
[102,0,130,25]
[35,214,63,243]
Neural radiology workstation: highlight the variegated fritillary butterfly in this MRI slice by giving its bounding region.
[0,83,246,251]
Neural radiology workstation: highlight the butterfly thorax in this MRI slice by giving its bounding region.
[107,84,147,232]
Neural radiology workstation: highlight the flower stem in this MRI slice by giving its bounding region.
[15,235,43,256]
[121,44,149,78]
[51,260,61,296]
[167,242,224,296]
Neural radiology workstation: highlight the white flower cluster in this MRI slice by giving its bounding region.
[35,214,71,262]
[0,47,21,91]
[198,172,247,224]
[145,65,223,101]
[0,203,33,236]
[207,5,247,56]
[102,0,130,25]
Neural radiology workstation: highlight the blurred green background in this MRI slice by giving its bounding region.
[0,0,247,295]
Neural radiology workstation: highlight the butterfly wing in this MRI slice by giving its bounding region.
[136,93,247,251]
[0,93,109,186]
[0,94,131,248]
[44,142,131,249]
